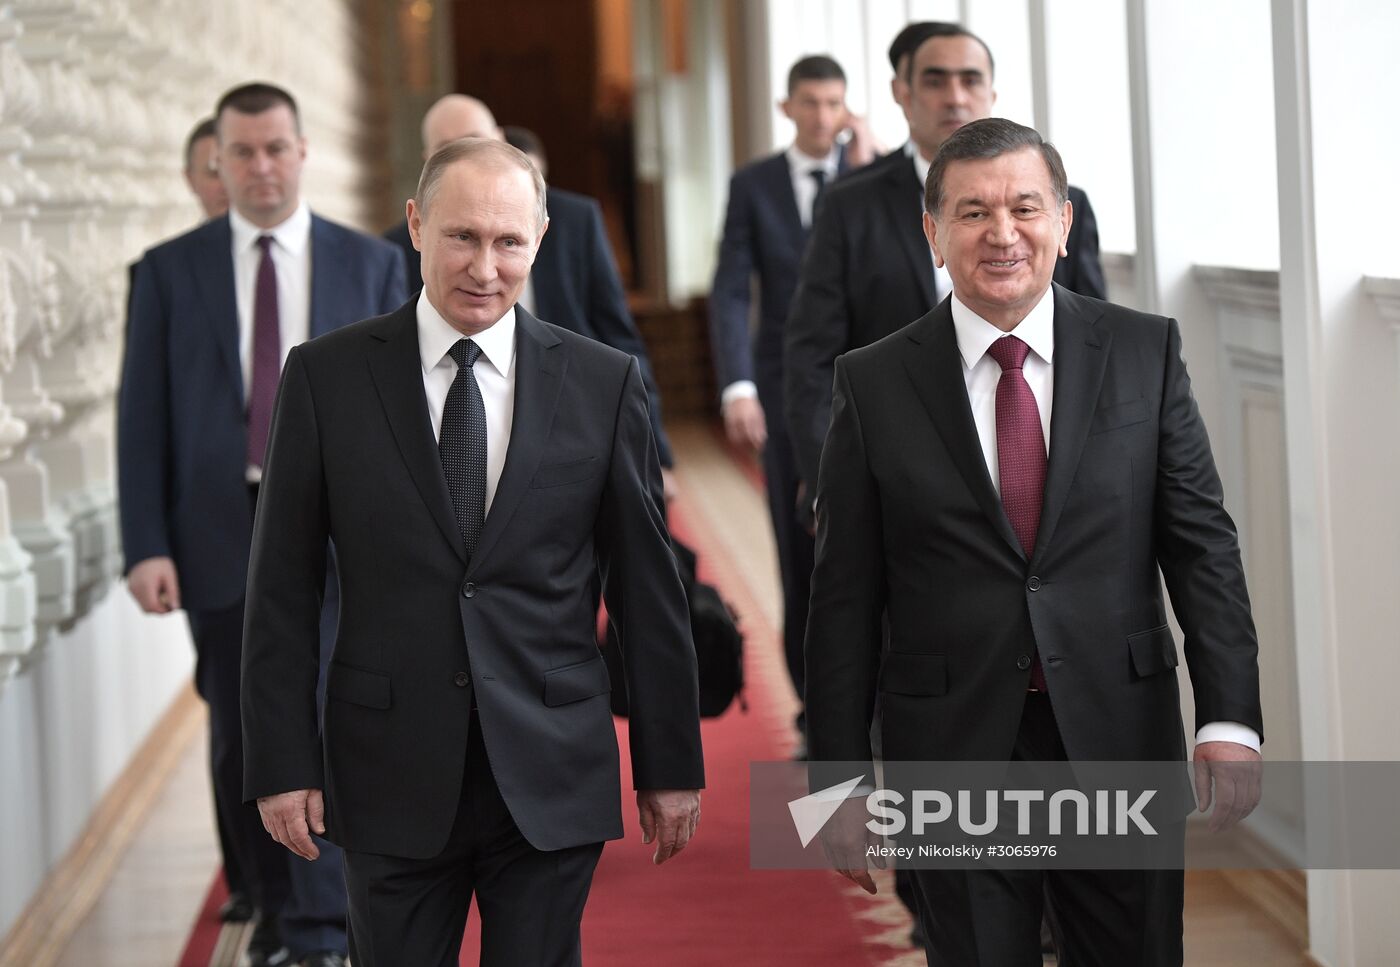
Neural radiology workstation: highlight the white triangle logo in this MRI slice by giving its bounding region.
[787,775,867,848]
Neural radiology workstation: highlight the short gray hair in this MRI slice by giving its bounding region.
[924,118,1067,218]
[415,138,547,229]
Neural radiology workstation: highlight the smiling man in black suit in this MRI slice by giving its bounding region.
[805,118,1262,966]
[243,139,704,966]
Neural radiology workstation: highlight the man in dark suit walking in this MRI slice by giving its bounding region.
[805,117,1262,966]
[384,94,677,495]
[785,22,1107,502]
[707,54,871,755]
[243,138,704,967]
[119,83,406,967]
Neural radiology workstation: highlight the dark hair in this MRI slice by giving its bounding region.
[786,54,845,95]
[503,125,546,164]
[924,118,1067,217]
[183,117,217,170]
[887,21,995,81]
[214,82,301,137]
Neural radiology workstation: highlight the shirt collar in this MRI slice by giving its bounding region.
[228,199,312,256]
[950,287,1056,372]
[907,140,932,195]
[786,143,840,179]
[416,289,517,379]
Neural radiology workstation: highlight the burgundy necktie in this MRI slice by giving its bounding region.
[247,234,280,469]
[987,335,1049,692]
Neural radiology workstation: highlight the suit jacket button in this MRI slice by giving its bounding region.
[462,582,476,598]
[1027,576,1041,591]
[454,671,470,687]
[1016,655,1032,670]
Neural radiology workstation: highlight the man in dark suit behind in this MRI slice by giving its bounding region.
[119,83,406,967]
[384,94,677,495]
[805,118,1262,966]
[785,22,1107,500]
[243,138,704,966]
[707,54,875,755]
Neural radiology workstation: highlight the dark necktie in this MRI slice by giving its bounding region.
[987,335,1049,692]
[807,168,827,226]
[439,339,488,557]
[247,234,280,468]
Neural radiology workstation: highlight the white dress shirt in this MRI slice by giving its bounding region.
[908,142,953,302]
[230,201,312,481]
[951,289,1261,753]
[786,143,840,229]
[417,291,517,516]
[719,144,841,411]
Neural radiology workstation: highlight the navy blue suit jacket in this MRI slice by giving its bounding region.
[119,213,407,611]
[384,186,673,465]
[707,149,849,400]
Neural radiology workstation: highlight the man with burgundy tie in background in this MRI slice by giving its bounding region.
[118,82,405,967]
[803,118,1262,965]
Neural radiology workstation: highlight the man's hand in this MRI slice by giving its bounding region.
[820,797,882,894]
[127,556,181,613]
[722,396,767,452]
[1193,741,1262,833]
[637,789,700,865]
[257,788,326,861]
[660,467,679,503]
[842,112,885,169]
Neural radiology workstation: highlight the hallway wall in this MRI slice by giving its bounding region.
[0,0,383,940]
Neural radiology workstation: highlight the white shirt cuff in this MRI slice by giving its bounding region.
[720,380,758,411]
[1195,721,1261,752]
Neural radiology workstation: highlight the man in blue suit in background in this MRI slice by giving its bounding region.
[384,94,677,496]
[118,82,405,967]
[706,55,874,756]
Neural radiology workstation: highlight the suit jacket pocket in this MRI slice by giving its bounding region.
[530,457,601,489]
[327,660,392,709]
[543,654,612,706]
[1127,624,1179,678]
[1090,398,1150,434]
[880,652,948,697]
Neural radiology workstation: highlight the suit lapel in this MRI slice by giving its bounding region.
[1032,286,1110,563]
[759,153,804,243]
[366,304,466,563]
[901,307,1024,559]
[192,218,244,406]
[468,308,565,574]
[878,161,937,309]
[309,215,349,339]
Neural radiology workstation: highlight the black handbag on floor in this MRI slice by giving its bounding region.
[600,536,746,718]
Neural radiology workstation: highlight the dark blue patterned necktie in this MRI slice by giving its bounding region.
[439,339,487,557]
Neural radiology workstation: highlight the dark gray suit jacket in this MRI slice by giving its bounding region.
[805,286,1261,768]
[241,303,704,858]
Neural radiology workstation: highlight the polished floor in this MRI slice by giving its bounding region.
[47,422,1307,966]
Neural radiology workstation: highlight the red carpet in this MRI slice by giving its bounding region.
[457,498,887,965]
[180,463,907,965]
[176,870,228,967]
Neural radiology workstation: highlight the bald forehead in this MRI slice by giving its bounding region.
[422,96,499,153]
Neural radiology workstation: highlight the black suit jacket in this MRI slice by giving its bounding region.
[784,149,1106,487]
[384,186,673,465]
[707,148,849,399]
[805,286,1262,767]
[241,303,704,858]
[119,214,406,610]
